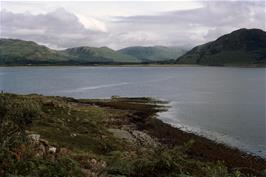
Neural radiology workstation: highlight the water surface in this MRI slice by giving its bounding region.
[0,66,265,157]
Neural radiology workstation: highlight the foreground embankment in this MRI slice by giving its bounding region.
[0,93,265,177]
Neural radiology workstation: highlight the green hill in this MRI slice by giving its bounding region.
[118,46,187,62]
[0,39,141,65]
[0,39,69,64]
[176,28,266,66]
[65,46,140,63]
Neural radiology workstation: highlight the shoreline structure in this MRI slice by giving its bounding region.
[1,93,265,176]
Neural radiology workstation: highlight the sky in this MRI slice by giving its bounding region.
[0,0,265,49]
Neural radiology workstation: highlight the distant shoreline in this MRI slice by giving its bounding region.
[0,64,265,68]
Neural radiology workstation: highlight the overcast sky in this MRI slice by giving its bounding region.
[1,0,265,49]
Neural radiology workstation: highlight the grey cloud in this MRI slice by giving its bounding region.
[1,8,107,49]
[114,1,264,27]
[112,1,265,47]
[1,1,265,49]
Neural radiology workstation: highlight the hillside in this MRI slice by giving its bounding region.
[0,39,69,64]
[65,46,140,63]
[177,28,266,66]
[0,39,141,65]
[118,46,187,62]
[0,93,266,177]
[1,93,266,176]
[0,39,185,65]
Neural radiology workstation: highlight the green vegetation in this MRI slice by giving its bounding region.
[177,28,266,66]
[0,39,141,65]
[1,28,266,66]
[0,93,84,177]
[118,46,187,62]
[0,93,265,177]
[0,39,70,65]
[0,39,187,65]
[107,145,248,177]
[65,46,140,63]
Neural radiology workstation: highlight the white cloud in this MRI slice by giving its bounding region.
[0,1,265,49]
[76,14,108,32]
[0,8,109,49]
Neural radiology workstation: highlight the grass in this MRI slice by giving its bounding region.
[0,93,265,177]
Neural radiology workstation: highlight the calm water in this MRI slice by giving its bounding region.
[0,66,265,157]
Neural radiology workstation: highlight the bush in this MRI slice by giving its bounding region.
[107,146,188,177]
[4,98,41,127]
[7,157,85,177]
[107,144,248,177]
[0,94,85,177]
[0,94,41,150]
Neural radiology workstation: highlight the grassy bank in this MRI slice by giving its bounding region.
[0,93,265,177]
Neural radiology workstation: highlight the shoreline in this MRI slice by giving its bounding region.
[0,64,265,68]
[141,115,266,171]
[1,93,266,176]
[159,116,266,159]
[78,97,266,173]
[0,64,201,68]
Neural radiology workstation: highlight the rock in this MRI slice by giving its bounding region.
[39,139,49,146]
[28,134,40,142]
[58,147,71,156]
[48,147,57,153]
[71,133,77,137]
[35,144,46,158]
[101,161,107,168]
[108,128,158,147]
[91,159,97,165]
[108,128,136,143]
[86,158,107,174]
[132,130,158,147]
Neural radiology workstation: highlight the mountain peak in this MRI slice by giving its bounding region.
[231,28,264,33]
[177,28,266,66]
[217,28,266,40]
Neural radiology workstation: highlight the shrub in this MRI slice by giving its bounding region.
[0,94,41,150]
[8,157,85,177]
[0,94,85,177]
[107,144,249,177]
[5,98,41,127]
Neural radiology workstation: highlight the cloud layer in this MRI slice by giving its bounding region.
[1,1,265,49]
[1,8,107,49]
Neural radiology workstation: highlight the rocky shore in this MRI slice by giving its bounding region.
[0,93,265,177]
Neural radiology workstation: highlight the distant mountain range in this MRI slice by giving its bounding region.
[1,28,265,66]
[0,39,186,65]
[65,46,140,63]
[0,39,138,65]
[118,46,187,62]
[177,28,266,66]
